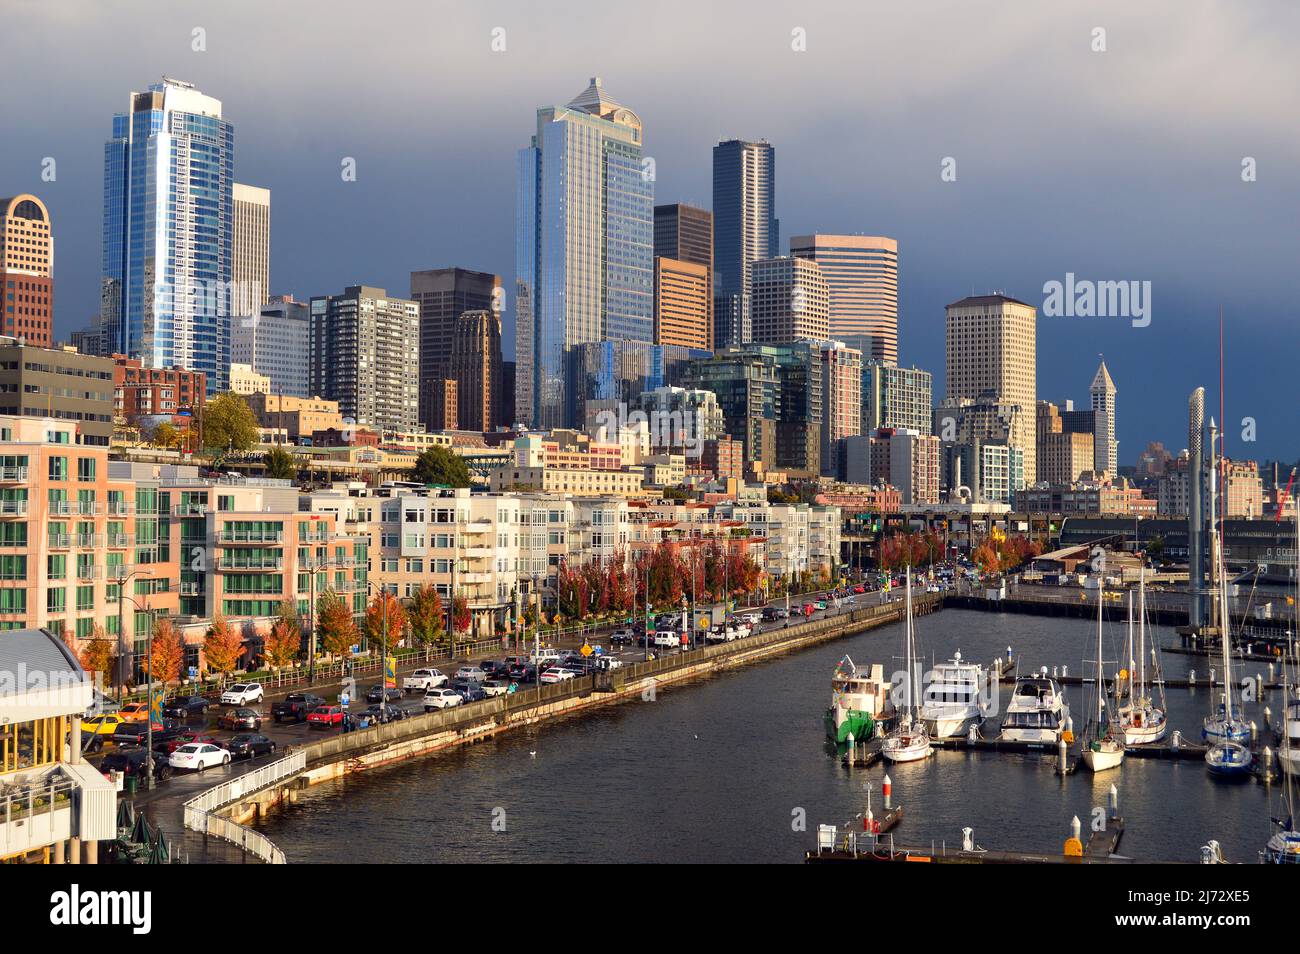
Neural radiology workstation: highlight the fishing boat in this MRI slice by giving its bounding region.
[824,656,892,744]
[880,573,932,763]
[999,670,1069,743]
[919,650,989,738]
[1112,570,1168,745]
[1081,586,1125,773]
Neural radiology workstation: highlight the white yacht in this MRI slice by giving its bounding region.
[999,669,1069,743]
[880,573,933,764]
[919,650,989,738]
[1280,699,1300,777]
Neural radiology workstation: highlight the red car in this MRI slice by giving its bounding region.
[306,705,345,729]
[158,732,221,754]
[852,584,866,594]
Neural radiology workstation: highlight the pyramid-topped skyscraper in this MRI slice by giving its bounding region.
[1090,358,1118,477]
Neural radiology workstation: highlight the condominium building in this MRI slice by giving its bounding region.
[653,257,711,350]
[488,465,645,497]
[861,361,933,435]
[1,194,54,346]
[713,139,777,349]
[112,356,206,422]
[636,386,726,453]
[819,341,862,477]
[749,256,829,345]
[790,234,898,362]
[883,429,940,505]
[0,338,115,445]
[229,296,309,398]
[945,294,1037,484]
[309,285,420,432]
[713,500,840,580]
[232,183,270,314]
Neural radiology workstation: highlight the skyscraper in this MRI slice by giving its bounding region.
[516,77,654,429]
[309,286,419,431]
[819,341,862,477]
[945,294,1037,485]
[712,139,777,349]
[655,203,713,341]
[229,296,309,398]
[653,257,710,350]
[101,78,234,393]
[749,256,828,345]
[790,234,898,362]
[0,194,53,347]
[410,268,501,431]
[447,309,503,433]
[861,361,933,435]
[232,183,270,313]
[1091,359,1118,477]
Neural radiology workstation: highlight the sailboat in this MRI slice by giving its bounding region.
[1265,651,1300,862]
[1113,568,1167,744]
[1202,421,1253,776]
[1081,585,1124,772]
[880,572,933,763]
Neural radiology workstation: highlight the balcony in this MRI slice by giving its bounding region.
[107,501,133,516]
[172,502,209,517]
[219,530,284,545]
[76,502,101,516]
[76,565,100,581]
[216,557,284,571]
[48,501,75,516]
[75,534,104,549]
[0,500,28,517]
[0,466,29,483]
[106,533,133,548]
[178,581,203,596]
[48,533,71,549]
[0,765,116,860]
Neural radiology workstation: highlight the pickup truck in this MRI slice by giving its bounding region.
[272,692,325,724]
[402,668,447,691]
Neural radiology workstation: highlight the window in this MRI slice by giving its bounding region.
[77,457,96,482]
[48,455,67,481]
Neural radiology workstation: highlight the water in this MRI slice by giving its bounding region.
[256,609,1284,863]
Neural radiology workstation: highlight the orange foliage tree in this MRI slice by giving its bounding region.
[203,611,244,677]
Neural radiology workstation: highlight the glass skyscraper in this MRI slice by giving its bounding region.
[516,77,653,429]
[101,78,234,394]
[712,139,778,349]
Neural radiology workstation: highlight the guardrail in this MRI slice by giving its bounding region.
[182,750,306,865]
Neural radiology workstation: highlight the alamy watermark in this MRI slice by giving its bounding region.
[1042,273,1151,327]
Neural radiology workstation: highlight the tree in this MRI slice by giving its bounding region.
[148,617,185,686]
[451,594,471,635]
[408,585,446,648]
[264,445,297,481]
[151,421,180,450]
[365,590,406,650]
[316,589,358,658]
[203,392,259,454]
[203,611,244,677]
[264,600,302,668]
[78,624,116,680]
[411,445,471,488]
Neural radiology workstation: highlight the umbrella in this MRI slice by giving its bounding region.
[117,798,135,832]
[130,810,153,846]
[151,826,171,864]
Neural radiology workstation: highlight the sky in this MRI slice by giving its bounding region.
[2,0,1297,465]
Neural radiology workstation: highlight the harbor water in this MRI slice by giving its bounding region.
[256,608,1282,863]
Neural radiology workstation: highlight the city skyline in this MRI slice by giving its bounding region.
[3,1,1299,461]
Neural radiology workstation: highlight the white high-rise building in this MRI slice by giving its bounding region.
[230,297,310,398]
[232,183,270,314]
[1090,359,1118,477]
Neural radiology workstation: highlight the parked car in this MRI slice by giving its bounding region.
[306,705,345,729]
[99,747,171,782]
[539,667,575,685]
[403,668,447,691]
[361,704,406,724]
[163,695,210,720]
[272,692,325,724]
[118,701,151,722]
[225,733,276,760]
[610,629,635,646]
[423,688,463,711]
[217,707,262,731]
[109,719,180,749]
[455,665,493,683]
[365,685,404,704]
[852,584,866,594]
[481,678,512,697]
[591,655,623,671]
[169,742,231,772]
[83,713,130,737]
[452,680,487,703]
[156,732,221,755]
[220,683,265,706]
[507,663,536,683]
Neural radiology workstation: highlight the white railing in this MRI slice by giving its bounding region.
[182,750,305,864]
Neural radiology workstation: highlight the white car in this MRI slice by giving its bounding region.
[654,632,682,649]
[169,742,231,772]
[423,688,463,711]
[481,679,511,697]
[403,668,447,691]
[740,613,761,627]
[220,683,264,706]
[539,667,575,685]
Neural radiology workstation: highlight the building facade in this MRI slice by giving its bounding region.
[112,356,205,423]
[229,296,310,399]
[447,309,503,433]
[790,234,898,362]
[712,139,777,349]
[654,202,712,344]
[410,268,501,431]
[819,340,862,478]
[0,339,114,445]
[749,256,829,345]
[1091,359,1118,478]
[1,194,54,347]
[653,257,711,350]
[231,183,270,314]
[861,360,932,435]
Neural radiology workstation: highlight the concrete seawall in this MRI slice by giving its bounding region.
[220,595,942,832]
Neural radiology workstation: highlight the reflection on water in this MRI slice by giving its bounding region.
[257,609,1282,863]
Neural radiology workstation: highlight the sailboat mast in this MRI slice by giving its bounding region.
[905,570,916,718]
[1097,587,1105,724]
[1124,589,1134,708]
[1138,567,1147,699]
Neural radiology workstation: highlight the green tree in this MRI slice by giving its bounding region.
[411,445,471,487]
[264,445,297,480]
[151,421,180,449]
[407,585,446,649]
[203,392,259,454]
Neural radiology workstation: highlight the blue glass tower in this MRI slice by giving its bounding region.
[101,78,234,394]
[516,78,653,429]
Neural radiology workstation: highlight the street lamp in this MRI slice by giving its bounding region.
[115,574,155,790]
[364,579,391,721]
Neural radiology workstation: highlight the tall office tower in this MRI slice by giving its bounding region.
[749,256,829,345]
[1090,358,1118,477]
[712,139,777,349]
[1036,400,1095,484]
[861,361,932,435]
[410,268,500,430]
[654,203,713,343]
[0,195,54,346]
[232,183,270,314]
[819,341,862,477]
[447,309,503,433]
[790,234,898,362]
[229,296,309,398]
[101,78,234,393]
[309,286,419,431]
[653,257,710,350]
[945,294,1037,484]
[500,360,516,428]
[516,77,654,429]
